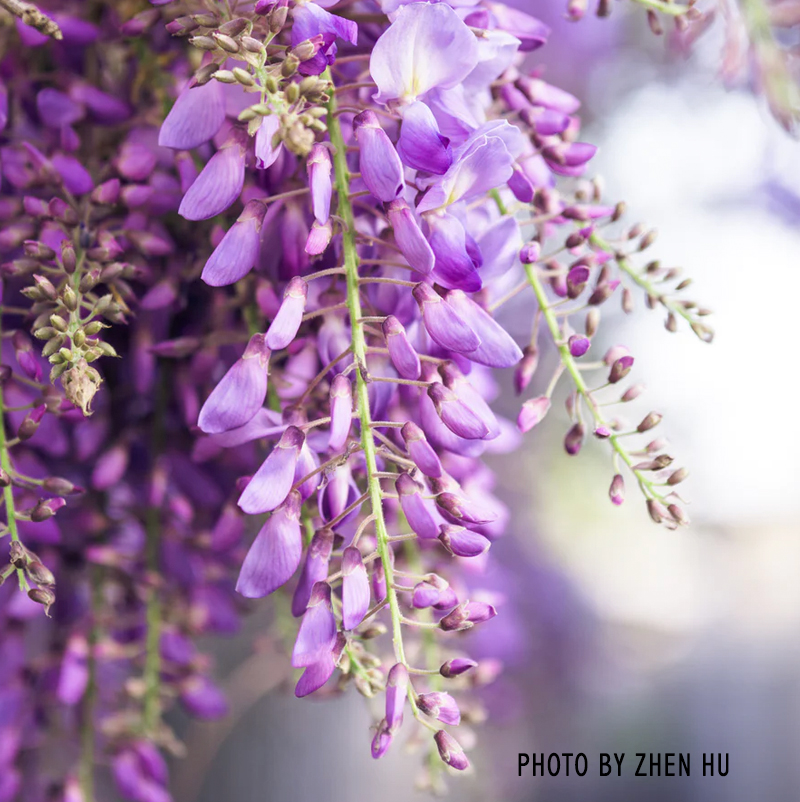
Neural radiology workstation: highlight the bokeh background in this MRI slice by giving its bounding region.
[170,5,800,801]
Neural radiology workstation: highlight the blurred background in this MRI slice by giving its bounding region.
[171,6,800,801]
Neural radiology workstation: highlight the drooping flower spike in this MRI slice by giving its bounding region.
[0,0,717,794]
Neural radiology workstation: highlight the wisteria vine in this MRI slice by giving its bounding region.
[0,0,737,798]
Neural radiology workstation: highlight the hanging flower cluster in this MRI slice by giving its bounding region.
[0,0,714,797]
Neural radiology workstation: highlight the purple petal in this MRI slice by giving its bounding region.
[428,383,489,440]
[292,527,334,616]
[159,81,225,150]
[179,136,246,221]
[238,426,305,514]
[266,277,308,350]
[341,547,370,630]
[236,491,303,598]
[308,143,333,224]
[397,101,451,174]
[385,663,408,731]
[370,3,479,104]
[328,374,353,451]
[197,334,270,434]
[382,315,421,380]
[412,282,480,354]
[295,651,337,698]
[426,213,482,292]
[386,198,434,276]
[202,200,267,287]
[37,88,84,128]
[292,582,337,667]
[255,115,284,169]
[400,421,443,478]
[446,290,522,368]
[438,524,490,557]
[396,474,439,539]
[354,111,404,202]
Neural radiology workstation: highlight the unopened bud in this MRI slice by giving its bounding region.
[212,32,240,53]
[31,497,66,522]
[609,474,625,506]
[621,383,644,402]
[564,422,584,455]
[667,468,688,485]
[27,560,55,586]
[281,54,300,78]
[637,411,662,433]
[667,504,689,526]
[28,586,56,614]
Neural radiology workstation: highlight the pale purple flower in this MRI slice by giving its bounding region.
[370,3,479,105]
[307,143,333,224]
[341,547,370,630]
[517,396,551,433]
[353,110,404,202]
[385,663,408,731]
[446,290,523,368]
[328,374,353,451]
[179,131,247,220]
[412,282,480,354]
[202,200,268,287]
[440,658,477,678]
[197,334,270,434]
[292,527,334,616]
[266,277,308,350]
[382,315,421,379]
[417,692,461,726]
[438,524,490,557]
[400,421,443,478]
[396,473,439,540]
[397,101,451,174]
[434,730,469,771]
[255,115,284,169]
[427,383,490,440]
[238,426,305,514]
[236,490,303,598]
[292,581,337,667]
[386,198,434,275]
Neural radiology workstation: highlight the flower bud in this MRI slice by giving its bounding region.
[564,422,584,456]
[440,658,477,678]
[609,474,625,506]
[418,692,461,726]
[568,334,590,357]
[608,355,634,384]
[667,468,688,485]
[434,730,469,771]
[31,497,66,522]
[28,586,56,615]
[27,560,56,586]
[514,346,539,395]
[637,411,662,433]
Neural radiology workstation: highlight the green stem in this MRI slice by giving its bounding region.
[630,0,690,16]
[79,572,101,802]
[142,505,161,736]
[0,301,26,590]
[142,371,166,736]
[524,262,664,502]
[491,189,668,503]
[589,233,708,338]
[325,71,412,672]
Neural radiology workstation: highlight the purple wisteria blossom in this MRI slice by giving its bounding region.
[0,0,716,796]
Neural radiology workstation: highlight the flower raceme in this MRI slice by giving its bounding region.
[163,0,713,784]
[0,0,714,797]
